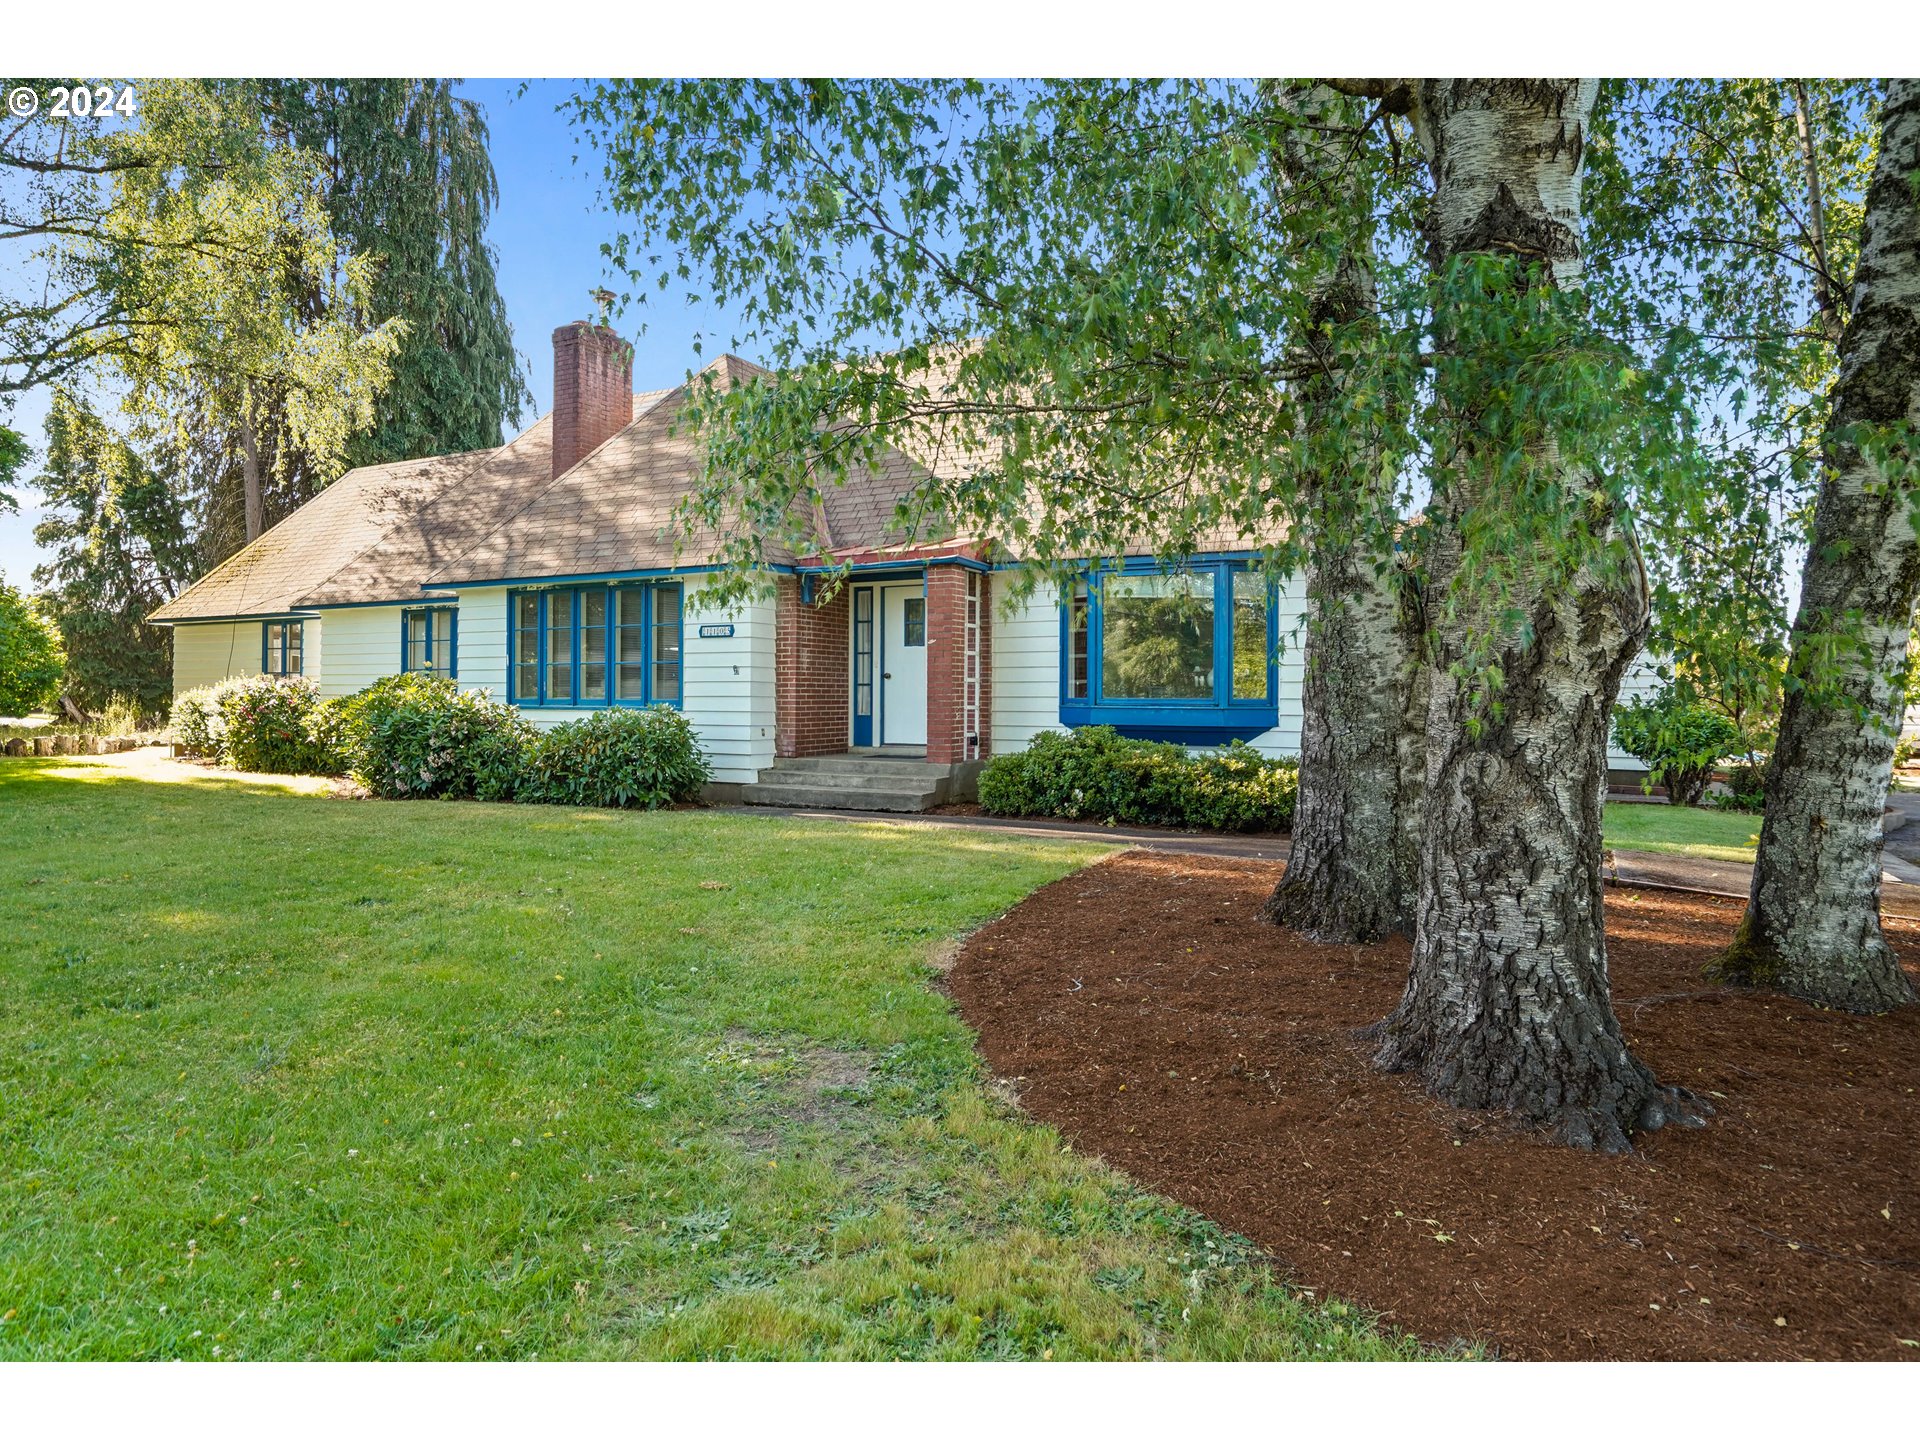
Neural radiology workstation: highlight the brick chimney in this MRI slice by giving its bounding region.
[551,321,634,479]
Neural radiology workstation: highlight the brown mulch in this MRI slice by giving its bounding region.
[948,851,1920,1361]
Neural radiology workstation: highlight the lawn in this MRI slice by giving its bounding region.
[1602,800,1762,864]
[0,756,1419,1360]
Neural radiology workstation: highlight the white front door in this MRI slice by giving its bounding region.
[878,582,928,746]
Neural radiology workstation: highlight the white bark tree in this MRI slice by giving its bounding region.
[1714,79,1920,1014]
[1260,83,1420,943]
[1357,78,1708,1152]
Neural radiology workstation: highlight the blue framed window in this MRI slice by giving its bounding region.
[263,620,304,677]
[402,607,457,679]
[508,583,685,708]
[1060,561,1278,742]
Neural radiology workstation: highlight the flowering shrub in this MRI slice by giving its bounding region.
[518,706,711,809]
[215,674,343,774]
[169,683,228,758]
[334,674,534,800]
[978,726,1297,831]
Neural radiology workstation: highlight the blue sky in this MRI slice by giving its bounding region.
[0,78,745,585]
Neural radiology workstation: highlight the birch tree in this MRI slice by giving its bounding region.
[1256,83,1420,942]
[1339,78,1708,1152]
[1714,80,1920,1013]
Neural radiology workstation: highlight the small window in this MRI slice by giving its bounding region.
[652,585,683,701]
[513,593,540,700]
[1231,571,1270,700]
[1067,586,1089,699]
[903,596,927,647]
[403,607,457,679]
[264,620,304,676]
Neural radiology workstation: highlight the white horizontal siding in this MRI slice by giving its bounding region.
[171,618,321,693]
[314,605,410,698]
[989,573,1065,756]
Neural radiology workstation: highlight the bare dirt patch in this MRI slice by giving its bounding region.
[948,850,1920,1360]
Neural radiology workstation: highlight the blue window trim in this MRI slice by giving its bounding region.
[506,581,684,710]
[261,619,304,677]
[1058,559,1279,743]
[401,606,458,679]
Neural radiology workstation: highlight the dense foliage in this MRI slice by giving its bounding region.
[31,391,196,717]
[519,708,713,809]
[1612,688,1743,807]
[326,673,531,801]
[0,576,66,717]
[978,726,1298,832]
[261,80,530,468]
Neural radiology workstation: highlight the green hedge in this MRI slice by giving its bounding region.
[519,707,711,809]
[173,670,711,811]
[978,726,1297,832]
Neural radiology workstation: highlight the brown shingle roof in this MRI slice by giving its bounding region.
[147,448,497,622]
[425,360,937,585]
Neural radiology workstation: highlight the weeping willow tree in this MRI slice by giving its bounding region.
[263,80,530,468]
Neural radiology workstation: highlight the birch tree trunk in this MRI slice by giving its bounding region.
[1260,83,1418,943]
[1713,79,1920,1015]
[1368,79,1704,1152]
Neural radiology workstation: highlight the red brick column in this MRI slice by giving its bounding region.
[926,567,990,766]
[773,577,851,758]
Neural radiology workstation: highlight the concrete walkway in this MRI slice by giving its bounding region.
[719,803,1920,918]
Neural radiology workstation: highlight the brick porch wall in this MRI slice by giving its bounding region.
[927,567,991,766]
[773,577,850,758]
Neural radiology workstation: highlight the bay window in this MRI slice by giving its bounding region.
[509,583,684,708]
[1062,561,1276,741]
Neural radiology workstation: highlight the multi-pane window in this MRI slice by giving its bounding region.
[509,583,685,708]
[263,620,303,676]
[403,607,457,678]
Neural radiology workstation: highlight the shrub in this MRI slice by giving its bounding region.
[1611,689,1741,807]
[169,683,226,758]
[519,706,711,809]
[978,726,1298,831]
[216,674,343,775]
[337,674,535,800]
[1711,759,1769,814]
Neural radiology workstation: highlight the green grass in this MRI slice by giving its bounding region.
[1602,799,1763,864]
[0,757,1424,1360]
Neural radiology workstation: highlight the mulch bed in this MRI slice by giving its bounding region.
[948,851,1920,1361]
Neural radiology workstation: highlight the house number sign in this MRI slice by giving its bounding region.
[697,623,735,639]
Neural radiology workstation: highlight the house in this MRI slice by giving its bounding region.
[149,319,1656,807]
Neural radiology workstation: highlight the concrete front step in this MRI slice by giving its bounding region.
[747,767,947,793]
[763,755,949,779]
[739,781,941,813]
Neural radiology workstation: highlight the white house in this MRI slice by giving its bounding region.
[150,320,1655,808]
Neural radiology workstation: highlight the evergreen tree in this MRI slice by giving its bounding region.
[31,390,196,716]
[264,80,530,465]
